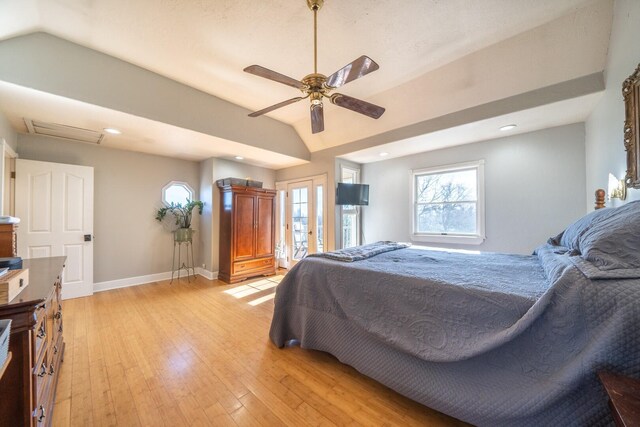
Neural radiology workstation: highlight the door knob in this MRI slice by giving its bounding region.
[308,230,313,235]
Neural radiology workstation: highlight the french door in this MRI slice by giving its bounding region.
[280,177,326,267]
[287,181,313,266]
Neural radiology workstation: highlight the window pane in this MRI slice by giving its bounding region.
[164,184,192,205]
[292,188,309,260]
[316,185,323,253]
[342,212,358,248]
[416,169,477,203]
[416,202,477,234]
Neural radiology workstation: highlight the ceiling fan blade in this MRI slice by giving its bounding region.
[331,94,385,119]
[244,65,305,89]
[310,104,324,134]
[325,56,380,89]
[248,97,304,117]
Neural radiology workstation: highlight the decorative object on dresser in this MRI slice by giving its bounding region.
[623,62,640,188]
[0,222,18,257]
[0,268,29,304]
[0,257,65,427]
[595,188,606,209]
[217,180,276,284]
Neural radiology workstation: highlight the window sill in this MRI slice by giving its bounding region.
[411,234,485,245]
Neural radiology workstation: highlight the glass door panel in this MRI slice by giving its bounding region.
[291,186,309,260]
[316,185,324,253]
[286,180,313,266]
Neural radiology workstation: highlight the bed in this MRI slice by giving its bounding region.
[269,201,640,426]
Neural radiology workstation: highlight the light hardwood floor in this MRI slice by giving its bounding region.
[52,273,468,426]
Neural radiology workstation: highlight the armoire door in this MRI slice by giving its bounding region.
[255,195,275,258]
[233,193,256,261]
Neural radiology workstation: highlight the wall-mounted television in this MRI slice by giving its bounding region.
[336,183,369,206]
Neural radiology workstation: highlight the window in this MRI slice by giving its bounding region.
[411,160,485,245]
[341,166,360,248]
[162,181,194,206]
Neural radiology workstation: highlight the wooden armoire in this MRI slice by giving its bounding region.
[217,184,276,283]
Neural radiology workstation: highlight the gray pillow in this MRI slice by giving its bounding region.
[548,207,616,250]
[578,200,640,272]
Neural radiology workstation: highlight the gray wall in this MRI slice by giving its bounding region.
[17,134,200,283]
[362,123,587,254]
[585,0,640,207]
[200,157,276,273]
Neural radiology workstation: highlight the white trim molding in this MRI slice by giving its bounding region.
[196,267,218,281]
[410,159,486,245]
[94,269,218,293]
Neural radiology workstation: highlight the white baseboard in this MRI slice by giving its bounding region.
[94,269,219,293]
[196,267,218,280]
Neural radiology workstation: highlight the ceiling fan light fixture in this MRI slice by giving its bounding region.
[244,0,385,134]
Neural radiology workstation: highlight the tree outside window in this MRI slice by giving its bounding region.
[412,161,485,245]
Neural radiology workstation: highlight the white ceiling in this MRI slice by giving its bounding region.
[0,0,611,162]
[341,93,603,164]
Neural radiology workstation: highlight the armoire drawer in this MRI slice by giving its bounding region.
[233,257,274,274]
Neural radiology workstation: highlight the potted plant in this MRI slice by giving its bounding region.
[155,199,204,242]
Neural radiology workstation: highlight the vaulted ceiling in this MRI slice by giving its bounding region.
[0,0,613,167]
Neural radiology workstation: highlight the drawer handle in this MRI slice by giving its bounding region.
[49,363,55,376]
[37,363,47,377]
[36,405,46,423]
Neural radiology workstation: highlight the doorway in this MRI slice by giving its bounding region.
[276,175,327,268]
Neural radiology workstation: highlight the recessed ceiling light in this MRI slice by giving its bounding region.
[499,124,517,131]
[103,127,121,135]
[379,152,389,157]
[235,156,244,160]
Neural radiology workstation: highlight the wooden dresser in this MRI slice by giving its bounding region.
[218,184,276,283]
[0,257,66,427]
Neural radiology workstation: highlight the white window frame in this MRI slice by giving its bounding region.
[410,160,485,245]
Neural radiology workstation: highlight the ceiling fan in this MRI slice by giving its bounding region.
[244,0,385,134]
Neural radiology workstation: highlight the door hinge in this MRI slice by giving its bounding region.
[10,171,15,179]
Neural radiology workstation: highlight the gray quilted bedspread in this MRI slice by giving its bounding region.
[270,244,640,426]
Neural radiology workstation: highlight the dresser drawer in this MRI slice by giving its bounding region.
[34,310,48,362]
[34,349,50,402]
[52,302,63,344]
[233,257,274,274]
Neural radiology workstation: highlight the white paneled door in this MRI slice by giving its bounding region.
[16,159,94,299]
